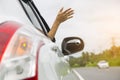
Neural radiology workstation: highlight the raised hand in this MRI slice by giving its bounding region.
[55,7,74,23]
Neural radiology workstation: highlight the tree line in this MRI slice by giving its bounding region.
[69,45,120,67]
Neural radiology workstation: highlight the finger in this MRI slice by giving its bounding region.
[59,7,64,12]
[65,10,74,16]
[63,8,72,13]
[66,16,73,20]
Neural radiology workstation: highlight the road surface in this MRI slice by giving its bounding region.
[75,67,120,80]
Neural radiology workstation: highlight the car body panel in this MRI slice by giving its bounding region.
[0,21,82,80]
[0,0,83,80]
[0,21,20,62]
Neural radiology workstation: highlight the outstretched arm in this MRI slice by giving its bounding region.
[47,7,74,40]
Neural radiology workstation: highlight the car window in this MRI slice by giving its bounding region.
[19,0,43,31]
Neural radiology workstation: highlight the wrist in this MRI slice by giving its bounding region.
[55,20,61,25]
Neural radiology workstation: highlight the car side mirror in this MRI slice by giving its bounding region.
[61,37,84,55]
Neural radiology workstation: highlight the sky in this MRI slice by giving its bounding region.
[0,0,120,57]
[35,0,120,54]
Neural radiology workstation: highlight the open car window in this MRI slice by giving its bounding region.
[18,0,42,31]
[18,0,56,42]
[18,0,48,36]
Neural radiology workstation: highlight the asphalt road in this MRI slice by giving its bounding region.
[75,67,120,80]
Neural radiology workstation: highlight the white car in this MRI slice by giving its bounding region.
[97,60,109,69]
[0,0,84,80]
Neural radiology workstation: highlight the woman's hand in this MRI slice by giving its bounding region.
[55,7,74,24]
[47,8,74,41]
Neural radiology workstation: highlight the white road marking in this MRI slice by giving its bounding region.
[72,69,85,80]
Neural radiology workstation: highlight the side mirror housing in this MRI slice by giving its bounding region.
[61,37,84,55]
